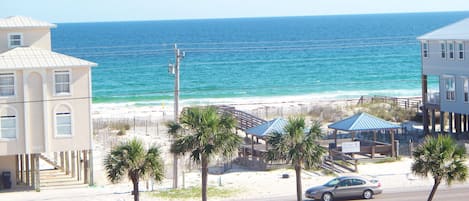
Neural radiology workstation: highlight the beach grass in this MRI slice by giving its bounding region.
[148,186,241,200]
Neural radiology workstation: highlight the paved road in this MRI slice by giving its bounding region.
[231,185,469,201]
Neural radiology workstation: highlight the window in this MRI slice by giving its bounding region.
[8,33,22,48]
[458,42,464,59]
[1,116,16,139]
[445,76,455,101]
[0,73,15,96]
[440,42,446,58]
[422,41,429,58]
[338,179,352,187]
[54,70,70,95]
[56,112,71,136]
[465,79,469,103]
[449,42,454,59]
[351,179,366,186]
[0,107,16,139]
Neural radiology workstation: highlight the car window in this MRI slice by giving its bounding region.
[338,179,352,187]
[324,178,340,187]
[351,179,365,186]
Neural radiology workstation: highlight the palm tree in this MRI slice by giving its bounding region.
[411,135,467,201]
[104,138,164,201]
[267,117,325,201]
[171,106,242,201]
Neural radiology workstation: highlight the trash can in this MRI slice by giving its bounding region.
[2,171,11,189]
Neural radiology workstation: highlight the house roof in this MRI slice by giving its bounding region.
[245,118,288,138]
[418,18,469,40]
[0,16,56,29]
[0,47,97,69]
[328,112,399,132]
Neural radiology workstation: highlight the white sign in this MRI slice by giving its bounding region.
[342,141,360,153]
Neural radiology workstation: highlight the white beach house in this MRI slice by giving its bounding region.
[418,18,469,135]
[0,16,96,190]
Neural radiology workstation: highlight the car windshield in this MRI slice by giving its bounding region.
[323,178,341,187]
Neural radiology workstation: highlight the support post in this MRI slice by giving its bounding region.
[449,112,453,134]
[77,151,81,181]
[60,152,64,171]
[31,154,35,189]
[431,109,436,134]
[89,150,94,186]
[391,130,396,158]
[251,135,254,159]
[83,150,88,184]
[26,154,30,186]
[71,151,76,178]
[20,154,24,184]
[372,131,377,158]
[65,151,70,175]
[16,155,19,184]
[34,154,40,191]
[440,111,445,133]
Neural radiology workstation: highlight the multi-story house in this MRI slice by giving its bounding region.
[0,16,96,190]
[418,18,469,135]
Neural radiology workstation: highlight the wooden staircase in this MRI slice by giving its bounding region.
[39,154,62,170]
[39,154,86,190]
[40,169,87,190]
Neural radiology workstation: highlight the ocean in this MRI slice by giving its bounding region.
[51,11,469,105]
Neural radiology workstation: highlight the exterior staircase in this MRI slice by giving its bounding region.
[40,169,87,190]
[39,154,62,170]
[39,154,86,190]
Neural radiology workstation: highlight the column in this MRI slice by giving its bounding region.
[449,112,453,134]
[431,109,436,134]
[89,150,94,186]
[25,154,30,186]
[65,151,70,175]
[77,151,81,181]
[34,154,40,191]
[440,111,445,133]
[83,150,88,184]
[60,152,65,171]
[71,151,76,178]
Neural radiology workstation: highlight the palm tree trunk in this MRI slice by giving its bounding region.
[201,155,209,201]
[295,163,302,201]
[173,153,178,188]
[427,178,441,201]
[132,175,140,201]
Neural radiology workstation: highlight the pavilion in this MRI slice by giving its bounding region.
[328,112,400,158]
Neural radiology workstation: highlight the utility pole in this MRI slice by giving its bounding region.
[168,44,184,188]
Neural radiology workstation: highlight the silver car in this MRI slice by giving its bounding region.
[305,176,382,201]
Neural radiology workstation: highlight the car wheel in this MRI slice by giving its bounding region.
[363,189,373,199]
[322,192,333,201]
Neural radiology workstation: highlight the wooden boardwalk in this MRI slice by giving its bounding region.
[216,105,267,131]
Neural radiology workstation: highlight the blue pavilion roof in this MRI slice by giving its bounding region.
[245,118,288,138]
[328,112,399,131]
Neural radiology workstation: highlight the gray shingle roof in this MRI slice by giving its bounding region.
[245,118,288,138]
[0,16,56,29]
[328,112,399,131]
[418,18,469,40]
[0,47,97,69]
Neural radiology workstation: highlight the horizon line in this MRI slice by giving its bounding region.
[52,10,469,24]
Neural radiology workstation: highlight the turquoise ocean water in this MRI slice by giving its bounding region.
[51,12,469,105]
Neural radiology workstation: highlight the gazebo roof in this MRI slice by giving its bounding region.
[328,112,399,132]
[245,117,288,138]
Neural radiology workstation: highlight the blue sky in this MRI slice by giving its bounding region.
[2,0,469,23]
